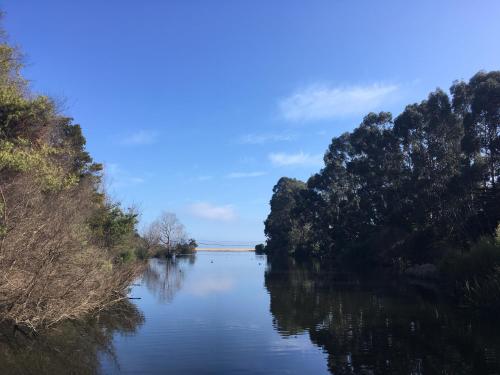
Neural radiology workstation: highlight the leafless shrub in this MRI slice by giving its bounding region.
[0,172,142,330]
[142,211,195,257]
[157,212,187,250]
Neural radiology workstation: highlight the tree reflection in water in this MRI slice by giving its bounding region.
[0,300,144,375]
[265,257,500,375]
[142,255,196,304]
[0,255,195,374]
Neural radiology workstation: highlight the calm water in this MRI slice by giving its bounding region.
[1,251,500,374]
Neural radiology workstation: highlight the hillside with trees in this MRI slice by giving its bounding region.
[262,71,500,310]
[0,26,145,330]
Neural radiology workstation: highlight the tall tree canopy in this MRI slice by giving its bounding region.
[264,71,500,268]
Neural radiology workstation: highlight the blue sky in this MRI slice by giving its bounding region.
[3,0,500,244]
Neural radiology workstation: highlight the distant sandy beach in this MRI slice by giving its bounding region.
[196,248,254,252]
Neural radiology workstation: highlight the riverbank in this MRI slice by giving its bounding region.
[196,248,254,252]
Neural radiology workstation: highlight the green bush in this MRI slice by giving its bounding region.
[441,235,500,282]
[440,227,500,311]
[174,239,197,256]
[255,244,266,254]
[134,246,150,260]
[119,248,137,263]
[462,267,500,311]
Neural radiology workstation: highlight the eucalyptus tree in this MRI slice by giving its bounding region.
[264,177,308,257]
[451,71,500,239]
[264,70,500,268]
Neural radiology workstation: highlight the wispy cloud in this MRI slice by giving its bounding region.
[238,133,297,144]
[226,171,266,179]
[188,202,237,222]
[120,130,159,145]
[279,83,399,122]
[269,151,323,167]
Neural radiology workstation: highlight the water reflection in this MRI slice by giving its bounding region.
[0,256,195,374]
[142,255,196,303]
[265,257,500,375]
[0,300,144,375]
[4,253,500,374]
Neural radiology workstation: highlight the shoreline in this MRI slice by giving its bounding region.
[196,248,255,252]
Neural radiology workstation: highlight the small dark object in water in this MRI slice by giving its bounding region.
[128,297,142,300]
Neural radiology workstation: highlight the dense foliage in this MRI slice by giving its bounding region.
[0,27,142,329]
[263,71,500,292]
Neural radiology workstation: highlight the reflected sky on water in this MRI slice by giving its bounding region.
[1,252,499,374]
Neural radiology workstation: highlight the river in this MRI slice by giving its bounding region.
[1,251,499,374]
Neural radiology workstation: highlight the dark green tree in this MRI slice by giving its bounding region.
[264,71,500,269]
[264,177,308,257]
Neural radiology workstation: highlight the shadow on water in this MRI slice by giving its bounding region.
[265,257,500,375]
[0,255,195,375]
[0,301,144,375]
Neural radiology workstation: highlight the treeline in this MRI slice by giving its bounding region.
[0,26,145,330]
[262,71,500,307]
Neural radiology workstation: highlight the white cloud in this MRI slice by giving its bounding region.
[238,133,296,144]
[226,171,266,179]
[120,130,158,145]
[269,151,323,167]
[279,83,398,122]
[188,202,237,222]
